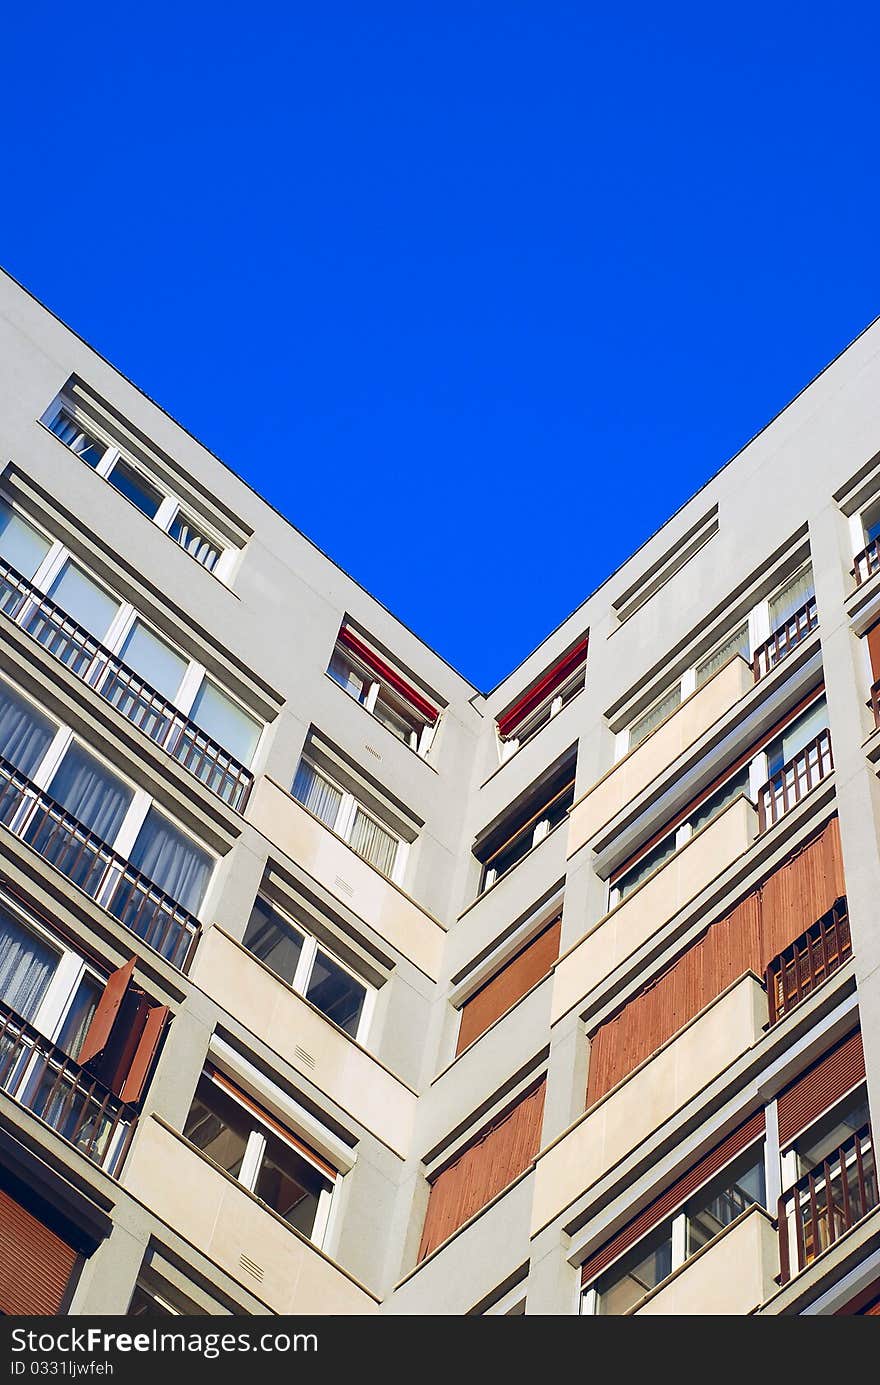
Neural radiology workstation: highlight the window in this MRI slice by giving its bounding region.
[45,396,230,578]
[291,757,405,883]
[695,622,750,690]
[0,498,263,782]
[242,896,371,1041]
[684,1148,766,1254]
[594,1223,673,1316]
[184,1072,335,1245]
[495,637,588,757]
[0,902,102,1059]
[327,626,440,757]
[628,685,682,751]
[765,696,828,777]
[476,759,576,893]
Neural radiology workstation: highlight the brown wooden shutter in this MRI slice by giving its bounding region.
[79,957,168,1104]
[456,919,561,1055]
[777,1028,865,1147]
[418,1078,545,1262]
[119,1003,169,1104]
[78,957,136,1067]
[867,621,880,683]
[0,1186,79,1314]
[580,1109,765,1287]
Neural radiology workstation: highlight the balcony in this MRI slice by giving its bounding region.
[0,1000,135,1174]
[871,680,880,730]
[246,778,445,981]
[752,597,819,681]
[122,1115,378,1313]
[0,558,252,811]
[0,754,199,969]
[568,656,753,858]
[757,729,833,833]
[553,795,757,1024]
[854,538,880,586]
[534,973,767,1235]
[778,1124,878,1282]
[766,898,851,1025]
[189,926,417,1157]
[632,1204,779,1315]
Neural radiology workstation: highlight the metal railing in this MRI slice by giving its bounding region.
[0,1001,136,1174]
[757,729,833,832]
[778,1124,877,1282]
[752,597,819,681]
[854,539,880,586]
[0,754,200,969]
[766,898,851,1024]
[0,558,252,811]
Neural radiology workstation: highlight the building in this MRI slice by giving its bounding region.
[0,266,878,1318]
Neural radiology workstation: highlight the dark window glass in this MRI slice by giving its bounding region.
[253,1139,328,1238]
[107,460,163,518]
[685,1147,766,1255]
[595,1223,674,1315]
[242,898,305,987]
[184,1075,251,1178]
[306,950,366,1037]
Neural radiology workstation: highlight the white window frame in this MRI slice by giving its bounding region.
[328,643,437,758]
[0,496,264,769]
[246,897,376,1045]
[614,565,815,763]
[294,756,409,886]
[0,890,105,1050]
[44,399,236,583]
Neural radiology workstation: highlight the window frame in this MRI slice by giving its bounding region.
[327,642,437,758]
[497,661,586,763]
[292,755,409,886]
[0,890,105,1055]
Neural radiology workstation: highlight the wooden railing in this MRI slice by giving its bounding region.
[0,558,252,811]
[778,1124,877,1282]
[766,898,851,1024]
[752,597,819,681]
[757,729,833,832]
[871,680,880,730]
[854,539,880,586]
[0,754,200,969]
[0,1001,136,1173]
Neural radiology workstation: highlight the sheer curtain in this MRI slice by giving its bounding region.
[44,745,133,841]
[128,809,212,912]
[292,761,342,829]
[350,809,398,878]
[0,681,56,778]
[0,909,57,1022]
[769,566,815,630]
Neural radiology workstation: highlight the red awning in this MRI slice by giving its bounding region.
[497,637,588,739]
[338,627,440,724]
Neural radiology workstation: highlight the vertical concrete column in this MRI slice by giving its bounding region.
[68,1217,149,1315]
[525,1223,580,1315]
[809,502,880,1126]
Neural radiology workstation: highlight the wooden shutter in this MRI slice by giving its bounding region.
[0,1186,79,1314]
[580,1110,765,1286]
[119,1003,169,1104]
[777,1028,865,1147]
[79,957,169,1104]
[456,919,561,1055]
[867,621,880,683]
[418,1078,545,1262]
[78,957,136,1067]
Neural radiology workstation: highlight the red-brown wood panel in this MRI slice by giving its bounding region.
[417,1079,545,1262]
[0,1188,78,1315]
[456,919,561,1055]
[587,818,845,1106]
[777,1028,865,1147]
[868,621,880,683]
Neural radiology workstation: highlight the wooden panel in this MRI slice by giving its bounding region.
[456,919,561,1055]
[580,1110,765,1286]
[868,621,880,683]
[0,1187,78,1314]
[119,1003,168,1104]
[78,956,136,1068]
[777,1028,865,1147]
[418,1079,545,1262]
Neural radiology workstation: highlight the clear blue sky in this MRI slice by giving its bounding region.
[4,5,879,688]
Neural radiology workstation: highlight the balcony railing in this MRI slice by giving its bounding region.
[854,539,880,586]
[0,558,252,811]
[778,1124,877,1282]
[757,729,833,832]
[766,898,851,1025]
[0,1000,136,1174]
[0,754,200,969]
[752,597,819,681]
[871,680,880,730]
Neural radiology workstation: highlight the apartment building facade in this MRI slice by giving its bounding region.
[1,267,879,1316]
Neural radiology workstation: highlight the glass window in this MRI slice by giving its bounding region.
[184,1075,252,1177]
[689,767,750,835]
[292,760,343,829]
[45,744,133,842]
[793,1091,871,1175]
[685,1148,766,1255]
[189,681,261,767]
[0,908,58,1022]
[628,685,682,751]
[305,950,366,1038]
[242,898,305,987]
[0,679,56,778]
[616,831,677,901]
[106,460,163,519]
[594,1223,674,1315]
[0,500,51,580]
[46,562,120,641]
[769,566,815,631]
[55,972,101,1058]
[767,696,828,777]
[695,623,750,689]
[253,1139,328,1238]
[128,810,212,913]
[349,808,398,877]
[168,514,220,572]
[118,621,188,703]
[49,411,106,468]
[372,695,418,745]
[328,650,369,703]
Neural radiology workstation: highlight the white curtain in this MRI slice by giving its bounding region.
[189,680,260,766]
[50,412,104,466]
[128,809,212,912]
[45,744,133,842]
[629,684,682,751]
[769,566,814,630]
[0,680,56,777]
[0,909,56,1022]
[350,809,397,878]
[695,622,750,689]
[293,761,342,829]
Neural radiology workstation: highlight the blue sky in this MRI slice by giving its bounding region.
[3,5,879,688]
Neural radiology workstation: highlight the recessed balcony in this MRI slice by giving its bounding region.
[632,1204,779,1315]
[766,898,851,1025]
[757,729,833,833]
[854,538,880,586]
[751,596,818,681]
[778,1122,878,1283]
